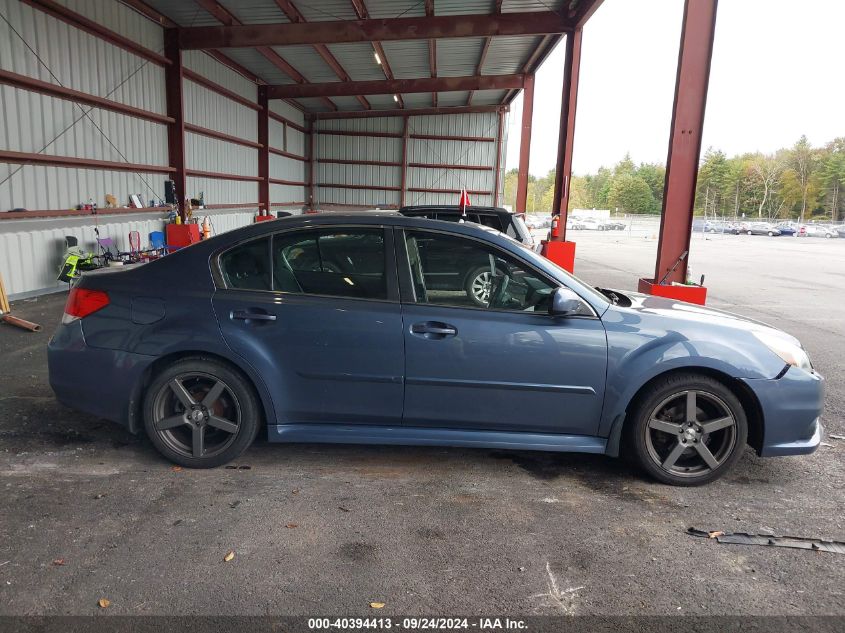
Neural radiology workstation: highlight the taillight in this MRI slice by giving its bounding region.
[62,287,110,324]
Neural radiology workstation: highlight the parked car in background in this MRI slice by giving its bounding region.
[801,224,838,238]
[566,218,585,230]
[836,226,845,239]
[579,218,601,230]
[775,223,797,236]
[600,219,626,231]
[49,212,824,486]
[703,220,737,234]
[744,223,781,236]
[399,205,536,250]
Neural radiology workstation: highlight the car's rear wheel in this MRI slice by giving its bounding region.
[626,373,747,486]
[143,358,260,468]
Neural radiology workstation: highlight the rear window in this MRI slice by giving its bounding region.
[219,237,271,290]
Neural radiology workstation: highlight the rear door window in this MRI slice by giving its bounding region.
[219,237,271,290]
[272,228,387,300]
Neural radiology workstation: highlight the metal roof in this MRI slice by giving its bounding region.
[137,0,602,115]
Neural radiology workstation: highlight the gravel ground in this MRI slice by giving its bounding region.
[0,230,843,617]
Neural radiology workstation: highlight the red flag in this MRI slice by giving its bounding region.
[458,189,471,209]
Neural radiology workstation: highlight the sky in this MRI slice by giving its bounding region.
[505,0,845,177]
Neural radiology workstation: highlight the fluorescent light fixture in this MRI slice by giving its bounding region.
[374,52,382,65]
[393,94,399,102]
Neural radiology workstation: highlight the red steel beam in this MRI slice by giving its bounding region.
[119,0,176,27]
[269,111,308,134]
[117,0,264,87]
[185,169,262,182]
[178,12,572,49]
[411,133,495,143]
[258,86,270,212]
[185,123,263,149]
[310,105,505,120]
[468,0,503,106]
[270,147,308,162]
[409,162,493,172]
[0,69,173,125]
[269,178,308,186]
[316,129,402,139]
[164,29,187,219]
[205,50,266,85]
[321,158,402,167]
[308,124,317,209]
[653,0,718,285]
[400,116,409,206]
[425,0,436,107]
[274,0,370,110]
[268,75,524,99]
[192,0,336,112]
[183,69,261,111]
[515,73,535,213]
[551,29,583,239]
[408,187,491,196]
[319,182,401,192]
[22,0,169,66]
[494,109,504,206]
[0,150,173,174]
[349,0,404,109]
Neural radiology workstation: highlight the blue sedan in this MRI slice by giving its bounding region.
[48,213,823,486]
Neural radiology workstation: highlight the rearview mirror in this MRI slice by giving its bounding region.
[550,287,584,317]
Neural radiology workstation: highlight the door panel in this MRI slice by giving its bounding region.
[402,304,607,434]
[213,290,404,425]
[398,228,608,435]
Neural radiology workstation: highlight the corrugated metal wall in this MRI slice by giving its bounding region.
[269,101,307,206]
[183,50,259,206]
[0,0,168,211]
[314,111,505,209]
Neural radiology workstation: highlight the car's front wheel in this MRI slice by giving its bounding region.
[626,373,748,486]
[143,358,260,468]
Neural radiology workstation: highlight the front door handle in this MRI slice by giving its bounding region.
[231,309,276,322]
[411,321,457,339]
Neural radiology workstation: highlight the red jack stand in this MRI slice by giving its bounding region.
[540,240,576,273]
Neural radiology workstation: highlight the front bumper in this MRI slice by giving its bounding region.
[743,366,825,457]
[48,320,155,431]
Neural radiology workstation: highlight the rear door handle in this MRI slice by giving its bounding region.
[231,309,276,322]
[411,321,457,338]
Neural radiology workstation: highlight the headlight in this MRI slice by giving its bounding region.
[753,330,813,372]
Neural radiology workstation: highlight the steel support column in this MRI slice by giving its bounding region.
[164,29,186,220]
[494,109,504,206]
[653,0,718,285]
[515,73,535,213]
[308,124,317,210]
[400,116,409,207]
[551,29,582,239]
[258,86,270,213]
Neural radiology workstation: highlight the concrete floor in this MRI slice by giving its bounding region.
[0,230,843,617]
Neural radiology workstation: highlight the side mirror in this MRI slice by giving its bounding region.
[550,286,584,316]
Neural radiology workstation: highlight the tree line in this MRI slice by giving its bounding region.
[503,135,845,221]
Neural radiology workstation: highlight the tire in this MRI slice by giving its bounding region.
[768,231,774,236]
[747,230,753,235]
[143,357,261,468]
[464,266,495,307]
[625,372,748,486]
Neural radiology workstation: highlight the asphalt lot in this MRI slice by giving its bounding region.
[0,230,843,617]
